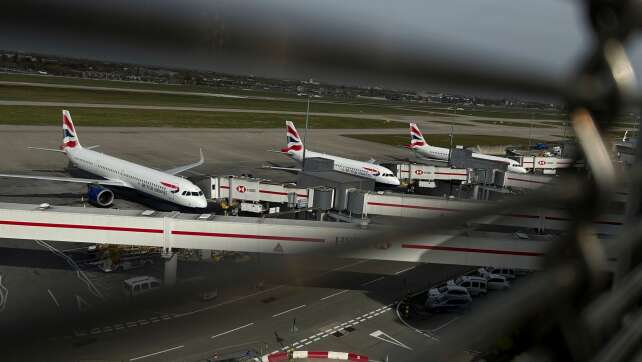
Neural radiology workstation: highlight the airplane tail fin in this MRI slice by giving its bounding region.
[282,121,304,160]
[61,110,81,150]
[409,122,427,149]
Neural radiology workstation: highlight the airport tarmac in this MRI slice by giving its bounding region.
[0,124,545,361]
[0,121,563,173]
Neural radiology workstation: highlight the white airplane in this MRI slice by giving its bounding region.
[407,123,528,174]
[0,110,208,208]
[277,121,401,186]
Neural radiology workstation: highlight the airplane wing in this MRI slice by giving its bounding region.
[0,174,129,187]
[163,148,204,175]
[28,147,66,153]
[261,165,302,173]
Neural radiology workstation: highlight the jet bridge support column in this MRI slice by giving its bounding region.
[162,214,178,287]
[163,252,178,287]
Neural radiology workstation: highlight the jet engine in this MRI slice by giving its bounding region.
[87,184,114,207]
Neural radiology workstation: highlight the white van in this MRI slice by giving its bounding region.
[486,267,516,280]
[124,276,162,297]
[449,276,487,296]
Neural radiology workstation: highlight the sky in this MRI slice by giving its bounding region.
[1,0,641,96]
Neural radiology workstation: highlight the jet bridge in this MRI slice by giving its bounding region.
[346,191,623,235]
[0,202,565,272]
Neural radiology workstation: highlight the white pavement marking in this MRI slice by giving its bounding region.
[370,330,413,350]
[394,266,416,275]
[272,304,306,318]
[280,305,393,351]
[330,260,368,272]
[395,301,440,342]
[36,240,104,299]
[129,345,184,361]
[320,290,349,300]
[361,276,385,286]
[175,285,284,317]
[47,289,60,308]
[211,322,255,339]
[431,316,460,333]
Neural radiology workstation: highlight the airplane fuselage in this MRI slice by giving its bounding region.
[67,147,207,208]
[291,150,401,185]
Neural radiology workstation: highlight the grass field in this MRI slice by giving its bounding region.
[0,106,404,128]
[0,84,433,116]
[469,119,554,128]
[395,104,568,120]
[343,133,545,148]
[0,73,304,99]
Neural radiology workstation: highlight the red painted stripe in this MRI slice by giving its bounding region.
[172,230,325,243]
[221,185,230,189]
[348,352,369,361]
[308,351,329,358]
[401,243,545,257]
[435,172,467,176]
[0,220,163,233]
[506,177,549,185]
[268,352,288,362]
[259,189,308,198]
[367,201,459,212]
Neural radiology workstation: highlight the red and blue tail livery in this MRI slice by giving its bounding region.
[61,110,80,149]
[281,121,304,154]
[409,123,426,148]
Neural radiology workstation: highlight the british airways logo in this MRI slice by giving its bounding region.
[363,167,381,177]
[161,181,180,194]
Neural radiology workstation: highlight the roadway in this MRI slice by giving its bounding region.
[2,248,471,361]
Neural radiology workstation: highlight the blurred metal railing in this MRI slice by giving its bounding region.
[401,0,642,360]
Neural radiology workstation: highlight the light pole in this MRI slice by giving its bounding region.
[302,96,311,170]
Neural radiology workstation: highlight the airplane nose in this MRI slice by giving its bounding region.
[196,197,208,208]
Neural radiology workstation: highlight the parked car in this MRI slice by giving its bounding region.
[123,276,162,297]
[428,284,472,301]
[485,274,511,290]
[468,268,511,290]
[426,284,472,311]
[486,267,516,280]
[426,296,472,312]
[448,276,487,296]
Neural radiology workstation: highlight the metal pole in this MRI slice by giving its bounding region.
[449,124,454,164]
[528,113,533,149]
[302,96,310,169]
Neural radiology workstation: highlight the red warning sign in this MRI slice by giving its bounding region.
[414,169,424,175]
[236,185,247,193]
[537,160,546,166]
